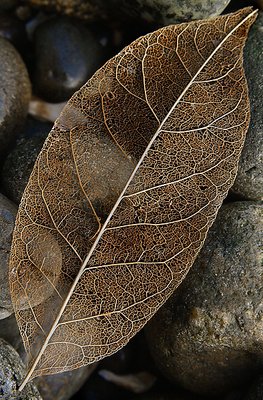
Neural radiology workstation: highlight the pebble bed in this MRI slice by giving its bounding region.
[0,0,262,399]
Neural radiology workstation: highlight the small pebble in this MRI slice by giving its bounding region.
[33,16,105,102]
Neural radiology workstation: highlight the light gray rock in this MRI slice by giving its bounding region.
[0,37,31,156]
[232,12,263,200]
[0,193,17,319]
[0,338,42,399]
[146,202,263,396]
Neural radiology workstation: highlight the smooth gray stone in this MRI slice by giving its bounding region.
[146,202,263,396]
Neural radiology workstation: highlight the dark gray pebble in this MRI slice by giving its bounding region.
[33,16,105,102]
[146,202,263,396]
[0,37,31,157]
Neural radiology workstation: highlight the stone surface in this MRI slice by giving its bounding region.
[0,193,17,319]
[0,338,42,399]
[231,12,263,200]
[243,373,263,400]
[146,202,263,396]
[33,16,105,102]
[24,0,230,24]
[1,137,45,204]
[0,37,31,157]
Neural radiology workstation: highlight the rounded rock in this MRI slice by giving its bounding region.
[33,16,105,102]
[0,193,17,319]
[231,12,263,200]
[0,338,42,399]
[145,202,263,396]
[0,37,31,156]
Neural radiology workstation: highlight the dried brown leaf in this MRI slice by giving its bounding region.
[9,8,257,390]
